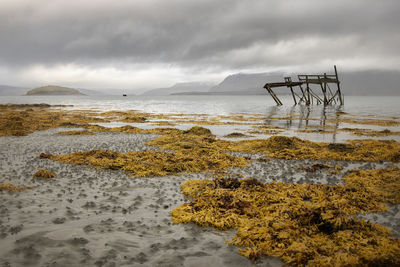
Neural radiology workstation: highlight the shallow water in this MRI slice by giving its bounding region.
[1,95,400,266]
[1,95,400,116]
[1,95,400,143]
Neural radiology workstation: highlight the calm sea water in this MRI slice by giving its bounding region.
[1,95,399,143]
[1,95,400,117]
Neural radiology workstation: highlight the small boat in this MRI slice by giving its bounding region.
[123,94,127,97]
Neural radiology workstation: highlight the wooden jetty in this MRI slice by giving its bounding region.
[264,65,343,106]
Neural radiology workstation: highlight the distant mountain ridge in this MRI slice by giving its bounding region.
[78,88,108,95]
[141,82,213,96]
[26,85,85,95]
[208,72,284,95]
[1,69,399,97]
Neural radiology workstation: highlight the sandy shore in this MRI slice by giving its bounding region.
[0,128,399,266]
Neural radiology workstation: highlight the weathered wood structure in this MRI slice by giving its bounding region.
[264,65,343,106]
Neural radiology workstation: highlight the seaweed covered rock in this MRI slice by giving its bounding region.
[224,132,248,138]
[43,149,247,177]
[33,169,56,179]
[184,126,212,136]
[0,105,108,136]
[227,137,400,162]
[171,168,400,265]
[266,136,297,150]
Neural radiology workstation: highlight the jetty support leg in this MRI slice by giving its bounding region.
[298,85,307,104]
[265,86,283,105]
[305,76,311,105]
[334,65,343,105]
[289,86,297,105]
[322,74,328,105]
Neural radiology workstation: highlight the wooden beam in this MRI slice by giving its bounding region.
[334,65,343,105]
[265,86,283,105]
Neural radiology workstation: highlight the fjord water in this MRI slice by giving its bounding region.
[1,95,400,116]
[1,95,399,143]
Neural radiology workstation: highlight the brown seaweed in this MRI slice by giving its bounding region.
[171,168,400,265]
[33,169,56,179]
[0,183,32,192]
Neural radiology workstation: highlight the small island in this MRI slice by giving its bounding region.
[26,85,85,96]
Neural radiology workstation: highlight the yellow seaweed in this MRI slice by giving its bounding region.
[33,169,56,179]
[340,128,400,137]
[171,168,400,265]
[0,105,107,136]
[42,128,400,179]
[41,127,247,178]
[56,130,95,135]
[225,136,400,162]
[0,183,32,192]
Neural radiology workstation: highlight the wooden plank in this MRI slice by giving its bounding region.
[264,82,303,88]
[297,78,338,84]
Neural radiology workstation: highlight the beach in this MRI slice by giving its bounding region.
[0,126,284,266]
[2,0,400,264]
[0,100,400,266]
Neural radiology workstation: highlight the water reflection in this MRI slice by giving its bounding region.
[262,104,351,143]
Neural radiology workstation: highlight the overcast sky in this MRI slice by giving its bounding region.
[0,0,399,91]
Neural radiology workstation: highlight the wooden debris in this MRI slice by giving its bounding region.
[264,66,343,106]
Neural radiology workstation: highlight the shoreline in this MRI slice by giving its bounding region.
[0,105,399,266]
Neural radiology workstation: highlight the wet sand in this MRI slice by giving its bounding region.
[0,128,399,266]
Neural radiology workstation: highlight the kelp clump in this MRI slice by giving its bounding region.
[171,168,400,266]
[226,136,400,162]
[86,125,181,135]
[40,126,247,177]
[43,148,247,178]
[0,184,32,192]
[340,127,400,137]
[0,104,107,136]
[224,132,248,138]
[297,163,334,172]
[56,130,95,135]
[343,168,400,204]
[150,133,400,163]
[33,169,56,179]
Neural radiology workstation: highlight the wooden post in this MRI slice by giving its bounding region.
[290,87,297,105]
[334,65,343,105]
[298,84,307,104]
[285,77,297,105]
[306,75,311,105]
[322,73,328,105]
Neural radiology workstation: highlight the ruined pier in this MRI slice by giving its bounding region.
[264,65,343,106]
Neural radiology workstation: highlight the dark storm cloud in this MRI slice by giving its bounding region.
[1,0,399,70]
[1,0,400,90]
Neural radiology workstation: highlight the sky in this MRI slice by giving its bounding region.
[0,0,399,92]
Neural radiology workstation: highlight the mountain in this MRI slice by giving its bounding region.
[208,72,285,95]
[26,85,85,95]
[141,82,213,96]
[207,69,400,96]
[0,85,29,96]
[78,88,108,95]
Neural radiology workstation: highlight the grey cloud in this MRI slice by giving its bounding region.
[0,0,399,71]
